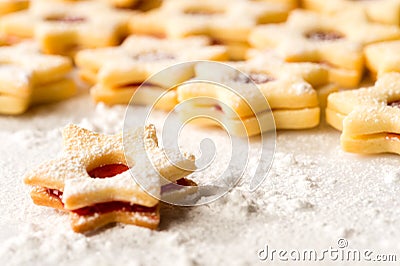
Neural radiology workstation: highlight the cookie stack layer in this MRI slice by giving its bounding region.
[24,124,197,232]
[326,73,400,155]
[130,0,294,60]
[75,35,228,110]
[0,41,75,115]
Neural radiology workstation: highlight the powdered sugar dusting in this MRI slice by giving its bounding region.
[1,95,400,265]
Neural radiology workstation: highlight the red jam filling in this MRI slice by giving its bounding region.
[214,105,223,112]
[46,16,86,23]
[44,164,192,216]
[161,178,197,193]
[305,30,344,41]
[45,188,156,216]
[176,178,197,186]
[88,164,129,179]
[72,201,157,216]
[118,81,156,89]
[386,133,400,141]
[47,188,63,200]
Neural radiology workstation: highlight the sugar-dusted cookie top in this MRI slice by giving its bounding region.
[178,53,329,117]
[249,10,400,87]
[365,40,400,77]
[24,124,195,210]
[0,40,75,115]
[302,0,400,26]
[76,35,228,88]
[327,72,400,135]
[130,0,291,43]
[1,0,132,55]
[326,73,400,155]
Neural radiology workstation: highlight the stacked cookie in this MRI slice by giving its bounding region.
[0,0,400,150]
[177,55,333,136]
[75,35,228,110]
[0,41,76,115]
[24,124,197,233]
[3,0,400,234]
[129,0,294,60]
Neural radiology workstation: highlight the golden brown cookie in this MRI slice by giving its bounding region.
[326,73,400,155]
[75,35,227,110]
[24,124,196,232]
[176,56,334,136]
[1,0,132,56]
[0,41,75,115]
[302,0,400,26]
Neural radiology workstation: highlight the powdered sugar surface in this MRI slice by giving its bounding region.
[1,94,400,265]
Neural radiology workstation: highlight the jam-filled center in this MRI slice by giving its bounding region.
[88,164,129,179]
[45,15,86,23]
[305,30,345,41]
[388,100,400,108]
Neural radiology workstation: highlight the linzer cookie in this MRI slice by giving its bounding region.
[0,41,75,115]
[24,124,197,233]
[130,0,290,41]
[326,72,400,131]
[365,40,400,77]
[249,10,400,88]
[326,73,400,155]
[0,0,132,56]
[0,0,28,15]
[176,57,332,136]
[75,35,227,110]
[247,50,338,109]
[302,0,400,26]
[129,0,290,59]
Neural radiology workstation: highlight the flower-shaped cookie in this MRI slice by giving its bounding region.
[24,124,196,232]
[302,0,400,26]
[0,41,75,115]
[75,35,227,110]
[249,10,400,88]
[326,72,400,155]
[1,0,132,56]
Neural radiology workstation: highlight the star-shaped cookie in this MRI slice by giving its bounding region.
[326,72,400,155]
[129,0,291,59]
[75,35,227,110]
[1,0,132,56]
[249,10,400,88]
[177,52,336,135]
[130,0,291,42]
[0,41,76,115]
[24,124,196,232]
[303,0,400,26]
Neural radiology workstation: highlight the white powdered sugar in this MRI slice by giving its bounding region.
[1,94,400,265]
